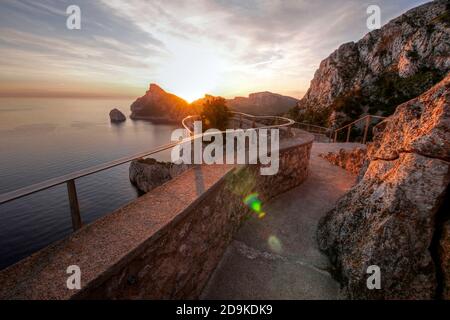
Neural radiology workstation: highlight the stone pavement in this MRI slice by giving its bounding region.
[201,143,363,299]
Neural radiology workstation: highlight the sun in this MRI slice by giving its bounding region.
[177,88,208,104]
[159,43,227,103]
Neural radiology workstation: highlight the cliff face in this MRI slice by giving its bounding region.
[131,86,299,122]
[227,91,298,116]
[295,0,449,127]
[130,84,191,122]
[317,74,450,299]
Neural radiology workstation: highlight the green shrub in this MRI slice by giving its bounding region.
[294,107,332,127]
[200,96,230,131]
[286,65,444,131]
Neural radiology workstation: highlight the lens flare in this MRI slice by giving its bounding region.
[244,193,265,218]
[268,235,282,253]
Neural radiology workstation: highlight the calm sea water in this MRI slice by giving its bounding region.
[0,98,178,270]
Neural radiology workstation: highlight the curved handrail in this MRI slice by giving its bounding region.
[182,111,295,135]
[333,114,386,133]
[295,122,329,131]
[0,141,179,205]
[332,114,387,144]
[1,112,297,232]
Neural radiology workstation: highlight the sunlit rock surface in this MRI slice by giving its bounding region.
[130,84,192,122]
[295,0,449,127]
[317,75,450,299]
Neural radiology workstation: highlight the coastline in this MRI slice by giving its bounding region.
[130,114,182,124]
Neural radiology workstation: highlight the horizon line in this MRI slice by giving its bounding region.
[0,92,139,100]
[0,89,306,100]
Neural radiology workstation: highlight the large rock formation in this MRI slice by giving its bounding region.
[130,84,192,122]
[227,91,298,116]
[317,74,450,299]
[131,85,299,122]
[294,0,449,127]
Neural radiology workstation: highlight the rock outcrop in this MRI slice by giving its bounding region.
[227,91,298,116]
[130,84,192,122]
[294,0,449,127]
[317,74,450,299]
[320,147,367,175]
[129,158,191,193]
[131,85,299,121]
[109,108,126,122]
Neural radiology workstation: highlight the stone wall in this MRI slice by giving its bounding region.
[76,137,312,299]
[319,147,367,175]
[0,130,313,300]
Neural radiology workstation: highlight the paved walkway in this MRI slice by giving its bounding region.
[201,143,363,300]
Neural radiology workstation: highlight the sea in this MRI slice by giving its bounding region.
[0,97,178,270]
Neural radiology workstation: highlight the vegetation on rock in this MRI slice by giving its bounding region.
[200,96,230,131]
[289,0,449,133]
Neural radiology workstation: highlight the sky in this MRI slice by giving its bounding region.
[0,0,430,102]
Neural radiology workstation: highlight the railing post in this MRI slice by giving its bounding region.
[346,124,352,142]
[334,130,338,142]
[67,179,82,231]
[252,120,256,128]
[362,116,371,144]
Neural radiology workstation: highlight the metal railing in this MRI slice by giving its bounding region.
[182,111,295,135]
[0,111,387,234]
[293,122,332,141]
[0,142,178,231]
[332,115,386,144]
[286,114,387,144]
[1,112,296,233]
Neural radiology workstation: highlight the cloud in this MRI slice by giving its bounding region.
[0,0,431,99]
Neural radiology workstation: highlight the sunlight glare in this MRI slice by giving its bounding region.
[160,43,227,102]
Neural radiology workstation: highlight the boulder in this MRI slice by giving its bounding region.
[368,75,450,161]
[129,158,191,193]
[317,74,450,299]
[109,108,126,122]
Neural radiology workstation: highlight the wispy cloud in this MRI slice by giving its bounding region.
[0,0,430,99]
